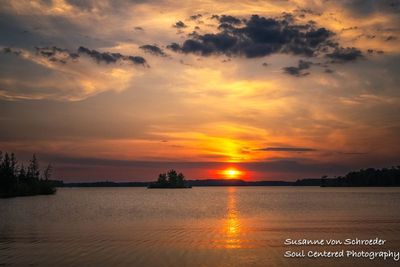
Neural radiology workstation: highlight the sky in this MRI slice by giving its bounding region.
[0,0,399,182]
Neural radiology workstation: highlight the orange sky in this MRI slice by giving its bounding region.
[0,0,399,181]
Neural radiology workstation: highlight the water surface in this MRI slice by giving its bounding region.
[1,187,400,266]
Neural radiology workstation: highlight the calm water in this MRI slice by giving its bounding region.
[1,187,400,267]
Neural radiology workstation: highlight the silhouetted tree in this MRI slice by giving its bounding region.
[0,152,58,197]
[10,153,17,177]
[167,169,178,185]
[43,163,53,180]
[177,172,185,187]
[27,154,40,181]
[157,173,168,185]
[18,164,26,182]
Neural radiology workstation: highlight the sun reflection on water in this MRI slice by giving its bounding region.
[224,187,241,249]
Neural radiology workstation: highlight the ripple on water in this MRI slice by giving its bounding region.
[1,187,400,267]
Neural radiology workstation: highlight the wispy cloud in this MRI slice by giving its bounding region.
[255,147,317,152]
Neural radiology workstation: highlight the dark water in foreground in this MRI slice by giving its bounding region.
[1,187,400,267]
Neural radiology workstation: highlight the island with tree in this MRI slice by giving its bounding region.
[0,152,60,198]
[148,169,191,188]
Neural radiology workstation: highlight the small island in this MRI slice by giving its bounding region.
[148,169,191,189]
[0,152,59,198]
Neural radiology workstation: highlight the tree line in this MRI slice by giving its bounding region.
[322,167,400,187]
[0,152,58,198]
[294,167,400,187]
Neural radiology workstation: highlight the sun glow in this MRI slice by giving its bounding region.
[221,168,243,179]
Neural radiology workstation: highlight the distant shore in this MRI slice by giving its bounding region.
[61,166,400,188]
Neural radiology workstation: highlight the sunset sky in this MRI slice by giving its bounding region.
[0,0,399,181]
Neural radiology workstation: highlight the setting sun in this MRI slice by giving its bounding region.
[221,168,243,179]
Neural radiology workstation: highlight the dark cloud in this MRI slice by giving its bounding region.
[281,12,295,24]
[78,46,147,66]
[139,44,166,57]
[367,49,384,54]
[166,42,180,52]
[126,56,147,65]
[173,21,187,28]
[35,46,79,63]
[78,46,120,63]
[3,46,148,66]
[2,47,21,56]
[211,14,243,26]
[294,8,323,17]
[283,67,307,76]
[326,47,363,62]
[283,59,312,77]
[189,14,202,20]
[255,147,317,152]
[3,46,79,65]
[386,35,397,41]
[298,60,312,69]
[134,26,144,31]
[341,26,358,32]
[284,67,310,77]
[168,14,357,59]
[218,15,242,25]
[188,31,200,38]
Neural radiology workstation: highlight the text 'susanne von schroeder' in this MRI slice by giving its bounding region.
[283,238,399,261]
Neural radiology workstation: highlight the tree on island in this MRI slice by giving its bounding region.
[0,152,60,198]
[157,173,168,186]
[150,169,189,188]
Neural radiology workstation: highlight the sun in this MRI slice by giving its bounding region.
[221,168,243,179]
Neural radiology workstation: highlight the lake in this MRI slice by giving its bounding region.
[1,187,400,266]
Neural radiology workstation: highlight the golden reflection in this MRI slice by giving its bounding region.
[224,187,241,249]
